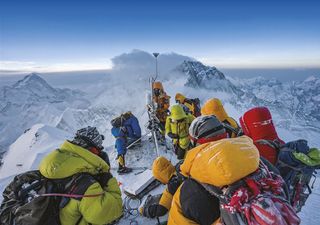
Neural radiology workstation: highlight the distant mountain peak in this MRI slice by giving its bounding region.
[12,73,54,91]
[304,75,319,83]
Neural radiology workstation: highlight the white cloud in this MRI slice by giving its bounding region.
[0,59,113,73]
[198,56,320,69]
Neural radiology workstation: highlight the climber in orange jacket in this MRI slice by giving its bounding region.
[152,81,170,134]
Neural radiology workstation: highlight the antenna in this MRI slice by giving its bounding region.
[153,52,159,80]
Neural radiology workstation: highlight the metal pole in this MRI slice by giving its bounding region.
[153,53,159,80]
[156,57,158,78]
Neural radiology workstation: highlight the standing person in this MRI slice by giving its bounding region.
[201,98,240,137]
[165,105,194,159]
[175,93,201,117]
[152,81,170,137]
[111,126,132,174]
[38,126,123,225]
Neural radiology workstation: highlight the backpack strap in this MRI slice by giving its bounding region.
[222,121,240,137]
[255,139,281,150]
[54,173,99,208]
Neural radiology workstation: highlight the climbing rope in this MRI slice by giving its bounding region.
[123,195,141,225]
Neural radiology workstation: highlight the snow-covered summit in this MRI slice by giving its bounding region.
[12,72,55,91]
[0,73,89,153]
[177,61,241,95]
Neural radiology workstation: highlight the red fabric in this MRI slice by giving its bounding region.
[223,167,300,225]
[89,147,100,155]
[239,107,284,165]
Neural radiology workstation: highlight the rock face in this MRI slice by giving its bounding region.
[177,60,320,137]
[0,73,89,152]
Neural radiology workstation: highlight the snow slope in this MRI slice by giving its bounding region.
[0,124,71,179]
[0,50,319,224]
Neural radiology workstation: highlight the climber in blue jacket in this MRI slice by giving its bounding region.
[123,113,141,146]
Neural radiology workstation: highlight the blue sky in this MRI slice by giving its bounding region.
[0,0,320,72]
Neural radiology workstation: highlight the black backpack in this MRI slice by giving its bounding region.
[111,111,132,128]
[184,98,201,117]
[0,170,97,225]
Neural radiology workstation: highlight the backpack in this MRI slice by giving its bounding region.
[201,161,300,225]
[111,111,132,128]
[184,98,201,117]
[240,107,284,165]
[276,140,320,212]
[0,170,98,225]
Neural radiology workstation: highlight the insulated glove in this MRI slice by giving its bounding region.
[167,132,179,139]
[285,139,309,154]
[140,194,162,218]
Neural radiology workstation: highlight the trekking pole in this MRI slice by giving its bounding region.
[127,131,151,149]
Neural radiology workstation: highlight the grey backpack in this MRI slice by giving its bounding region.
[0,170,96,225]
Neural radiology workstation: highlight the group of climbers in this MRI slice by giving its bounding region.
[1,80,319,225]
[141,114,303,225]
[138,81,319,224]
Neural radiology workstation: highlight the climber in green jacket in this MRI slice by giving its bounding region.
[39,126,123,225]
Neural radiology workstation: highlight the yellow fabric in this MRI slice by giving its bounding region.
[118,155,125,167]
[153,81,164,90]
[175,93,198,116]
[165,112,194,150]
[154,93,170,123]
[159,188,173,210]
[180,136,260,187]
[152,156,175,184]
[170,105,187,120]
[168,185,198,225]
[175,93,186,103]
[201,98,228,121]
[39,141,122,225]
[40,141,110,178]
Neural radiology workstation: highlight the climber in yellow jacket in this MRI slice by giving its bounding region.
[167,115,229,225]
[175,93,201,117]
[39,126,123,225]
[201,98,241,138]
[165,104,194,159]
[140,157,184,219]
[168,135,260,225]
